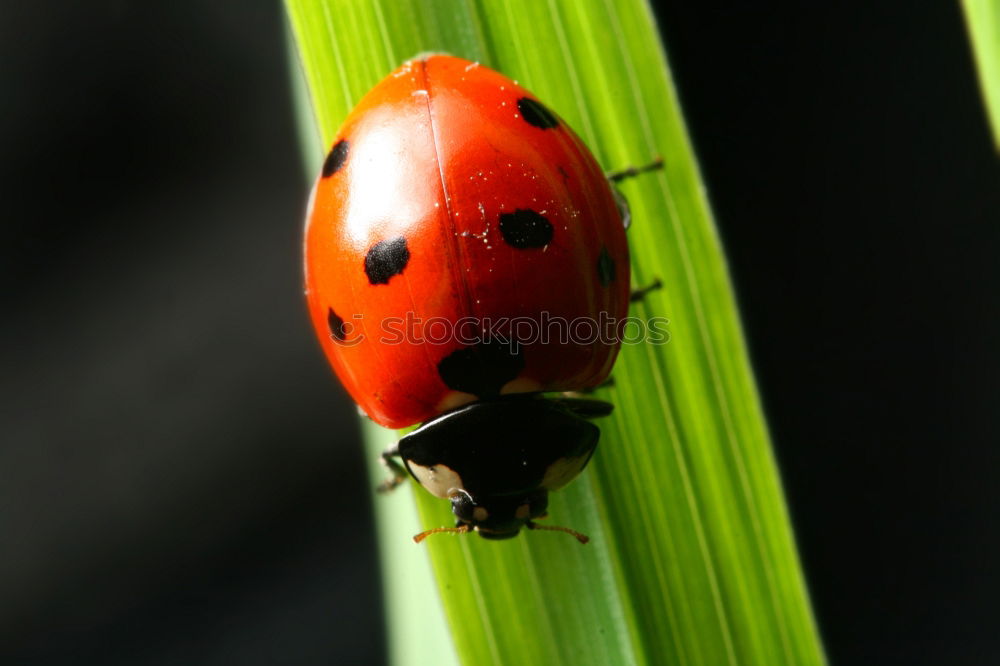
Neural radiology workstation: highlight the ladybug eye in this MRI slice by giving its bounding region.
[448,491,490,525]
[449,489,476,522]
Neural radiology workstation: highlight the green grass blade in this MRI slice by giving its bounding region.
[962,0,1000,151]
[285,1,825,664]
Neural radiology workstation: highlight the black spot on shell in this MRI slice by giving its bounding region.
[327,308,347,341]
[365,237,410,285]
[322,139,349,177]
[517,97,559,129]
[499,209,553,249]
[597,247,616,287]
[437,342,524,397]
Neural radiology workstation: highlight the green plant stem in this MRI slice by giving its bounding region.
[286,1,825,664]
[962,0,1000,151]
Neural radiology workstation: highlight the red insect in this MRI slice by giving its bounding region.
[304,54,652,542]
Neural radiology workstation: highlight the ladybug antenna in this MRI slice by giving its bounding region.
[526,521,590,545]
[413,523,472,544]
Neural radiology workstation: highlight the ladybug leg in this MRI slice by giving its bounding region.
[606,156,664,183]
[608,158,664,230]
[630,278,663,303]
[549,397,614,420]
[376,443,409,494]
[560,377,615,398]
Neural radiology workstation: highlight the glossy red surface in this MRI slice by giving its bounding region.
[305,55,629,428]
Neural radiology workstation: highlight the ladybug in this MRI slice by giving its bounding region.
[304,54,657,543]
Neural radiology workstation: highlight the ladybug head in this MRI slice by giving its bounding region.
[401,395,605,545]
[450,487,548,540]
[414,487,588,544]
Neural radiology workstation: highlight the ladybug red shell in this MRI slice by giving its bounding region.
[305,54,629,428]
[304,54,635,542]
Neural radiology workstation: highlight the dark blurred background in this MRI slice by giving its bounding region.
[1,1,996,664]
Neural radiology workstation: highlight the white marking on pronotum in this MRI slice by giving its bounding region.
[406,462,464,499]
[541,454,591,491]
